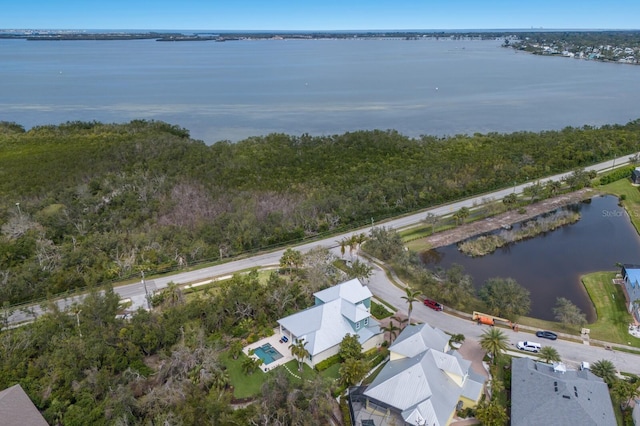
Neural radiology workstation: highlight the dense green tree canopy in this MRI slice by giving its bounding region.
[2,119,640,304]
[479,277,531,321]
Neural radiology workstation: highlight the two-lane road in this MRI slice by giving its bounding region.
[7,154,635,330]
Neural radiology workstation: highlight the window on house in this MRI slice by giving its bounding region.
[364,317,369,326]
[356,321,360,330]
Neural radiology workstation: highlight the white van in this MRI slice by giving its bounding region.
[516,341,541,353]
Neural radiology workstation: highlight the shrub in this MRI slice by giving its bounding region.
[339,396,351,424]
[598,166,634,185]
[457,407,476,419]
[315,353,341,372]
[450,333,466,344]
[370,301,393,319]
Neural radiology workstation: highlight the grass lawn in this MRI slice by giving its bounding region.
[581,271,640,347]
[284,359,318,382]
[518,272,640,347]
[319,362,342,381]
[600,178,640,234]
[220,351,270,399]
[516,316,583,337]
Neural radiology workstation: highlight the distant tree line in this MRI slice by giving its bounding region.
[2,119,640,304]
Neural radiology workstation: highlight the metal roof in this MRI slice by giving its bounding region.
[277,279,380,356]
[313,278,372,304]
[364,324,485,426]
[389,323,450,358]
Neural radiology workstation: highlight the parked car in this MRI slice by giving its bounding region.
[516,341,541,353]
[580,361,590,371]
[423,298,443,311]
[536,330,558,340]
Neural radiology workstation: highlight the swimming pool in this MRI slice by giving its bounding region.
[253,343,284,365]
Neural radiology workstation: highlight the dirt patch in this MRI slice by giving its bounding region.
[422,188,597,249]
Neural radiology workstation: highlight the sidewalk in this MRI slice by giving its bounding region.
[363,253,640,375]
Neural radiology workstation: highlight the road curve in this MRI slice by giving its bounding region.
[7,155,634,328]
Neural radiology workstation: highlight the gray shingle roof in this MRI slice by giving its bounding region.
[0,384,48,426]
[511,358,616,426]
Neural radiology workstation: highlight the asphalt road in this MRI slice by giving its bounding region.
[364,258,640,375]
[7,154,640,375]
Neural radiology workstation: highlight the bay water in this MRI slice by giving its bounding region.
[2,37,640,143]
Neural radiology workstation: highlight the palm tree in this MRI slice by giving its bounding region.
[479,328,509,364]
[591,359,617,387]
[354,233,368,257]
[289,338,310,372]
[347,235,358,260]
[401,287,422,326]
[380,320,400,344]
[339,357,369,387]
[539,346,561,364]
[613,378,640,409]
[241,356,262,375]
[391,315,408,331]
[336,239,347,259]
[279,248,303,273]
[163,282,185,308]
[453,206,470,225]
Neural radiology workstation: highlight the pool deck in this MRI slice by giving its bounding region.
[243,329,295,373]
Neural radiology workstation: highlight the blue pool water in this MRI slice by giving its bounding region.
[253,343,284,365]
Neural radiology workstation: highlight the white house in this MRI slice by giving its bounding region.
[276,278,383,366]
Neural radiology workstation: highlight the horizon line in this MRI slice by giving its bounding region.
[3,27,640,32]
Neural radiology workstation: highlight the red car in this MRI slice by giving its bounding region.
[424,298,443,311]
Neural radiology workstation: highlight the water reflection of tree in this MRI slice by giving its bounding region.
[420,248,443,264]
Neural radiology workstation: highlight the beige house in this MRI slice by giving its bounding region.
[353,323,485,426]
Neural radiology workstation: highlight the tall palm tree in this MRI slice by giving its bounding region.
[336,239,347,259]
[539,346,561,364]
[591,359,617,387]
[380,320,400,343]
[289,338,310,372]
[391,315,408,331]
[479,328,509,364]
[401,287,422,326]
[354,233,368,257]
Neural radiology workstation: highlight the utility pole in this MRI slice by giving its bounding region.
[75,309,82,337]
[141,271,150,309]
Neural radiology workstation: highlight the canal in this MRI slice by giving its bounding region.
[420,195,640,321]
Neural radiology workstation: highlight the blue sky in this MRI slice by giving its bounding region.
[3,0,640,31]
